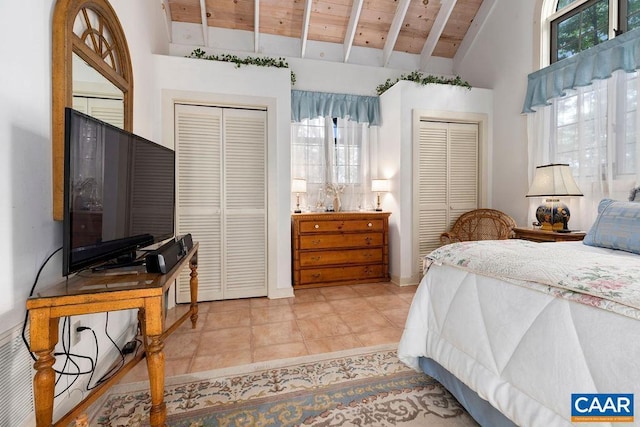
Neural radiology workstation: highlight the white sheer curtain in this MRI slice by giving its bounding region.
[527,70,640,231]
[291,117,377,212]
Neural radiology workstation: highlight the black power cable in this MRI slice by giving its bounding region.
[20,246,97,398]
[21,247,136,396]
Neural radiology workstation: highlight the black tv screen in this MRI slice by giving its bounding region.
[63,108,175,275]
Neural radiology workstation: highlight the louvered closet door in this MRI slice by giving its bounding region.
[175,104,223,301]
[416,121,478,272]
[223,109,267,299]
[73,96,124,129]
[175,104,267,302]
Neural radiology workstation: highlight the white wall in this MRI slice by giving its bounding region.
[169,42,456,97]
[152,55,294,298]
[456,1,537,227]
[171,24,455,76]
[0,0,540,422]
[0,0,169,422]
[378,81,493,285]
[0,0,61,338]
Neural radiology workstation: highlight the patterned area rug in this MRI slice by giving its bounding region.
[91,345,478,426]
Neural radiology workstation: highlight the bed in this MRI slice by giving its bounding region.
[398,198,640,427]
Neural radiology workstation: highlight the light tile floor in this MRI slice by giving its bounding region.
[119,282,417,384]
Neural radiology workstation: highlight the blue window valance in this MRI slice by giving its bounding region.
[522,27,640,113]
[291,90,381,125]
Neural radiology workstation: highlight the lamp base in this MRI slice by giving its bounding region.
[294,209,301,213]
[535,199,570,231]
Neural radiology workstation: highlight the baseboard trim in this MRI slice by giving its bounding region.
[390,274,420,286]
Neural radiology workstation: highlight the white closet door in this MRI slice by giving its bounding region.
[448,123,479,224]
[415,120,478,272]
[222,109,267,298]
[175,104,223,301]
[72,96,124,129]
[175,104,267,302]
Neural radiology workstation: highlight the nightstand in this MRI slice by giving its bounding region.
[513,227,586,242]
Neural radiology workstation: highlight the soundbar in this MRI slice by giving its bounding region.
[145,233,193,274]
[176,233,193,255]
[145,239,182,274]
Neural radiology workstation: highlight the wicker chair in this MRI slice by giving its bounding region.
[440,209,516,245]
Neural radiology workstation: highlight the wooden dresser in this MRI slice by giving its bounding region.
[291,212,390,289]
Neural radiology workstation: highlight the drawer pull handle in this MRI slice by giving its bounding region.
[312,239,321,245]
[312,273,321,279]
[363,253,372,258]
[368,223,372,227]
[364,237,373,245]
[314,224,319,229]
[311,256,321,262]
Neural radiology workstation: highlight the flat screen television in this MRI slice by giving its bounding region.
[63,107,175,276]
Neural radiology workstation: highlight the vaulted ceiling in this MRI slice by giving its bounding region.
[163,0,493,69]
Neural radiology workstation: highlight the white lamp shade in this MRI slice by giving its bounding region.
[371,179,390,193]
[526,164,583,197]
[291,178,307,193]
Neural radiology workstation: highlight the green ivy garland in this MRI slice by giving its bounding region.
[187,48,296,85]
[376,71,471,95]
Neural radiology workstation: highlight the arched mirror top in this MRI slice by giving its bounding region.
[52,0,133,220]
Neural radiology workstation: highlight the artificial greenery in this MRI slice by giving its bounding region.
[376,71,471,95]
[187,48,296,85]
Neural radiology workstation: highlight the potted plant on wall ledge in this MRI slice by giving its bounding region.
[376,71,471,95]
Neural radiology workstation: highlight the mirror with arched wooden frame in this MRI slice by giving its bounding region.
[52,0,133,220]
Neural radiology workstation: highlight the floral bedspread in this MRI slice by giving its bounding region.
[426,240,640,320]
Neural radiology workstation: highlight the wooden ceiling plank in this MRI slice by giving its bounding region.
[382,0,411,66]
[301,0,313,57]
[453,0,495,72]
[168,0,482,65]
[199,0,208,46]
[420,0,458,70]
[168,0,201,23]
[344,0,364,62]
[255,0,260,52]
[160,0,173,43]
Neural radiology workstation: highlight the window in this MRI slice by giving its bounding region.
[291,117,362,185]
[530,1,640,229]
[548,0,640,64]
[291,117,373,211]
[550,72,637,180]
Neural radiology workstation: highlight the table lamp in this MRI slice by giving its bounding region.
[291,178,307,213]
[526,164,583,232]
[371,179,390,211]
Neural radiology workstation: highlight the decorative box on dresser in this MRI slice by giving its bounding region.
[291,212,390,289]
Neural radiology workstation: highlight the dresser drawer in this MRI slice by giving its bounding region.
[298,219,384,234]
[299,248,383,267]
[300,264,384,284]
[299,233,383,250]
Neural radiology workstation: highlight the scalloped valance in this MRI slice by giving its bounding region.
[523,27,640,113]
[291,90,381,125]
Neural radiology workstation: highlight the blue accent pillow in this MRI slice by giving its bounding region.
[583,199,640,254]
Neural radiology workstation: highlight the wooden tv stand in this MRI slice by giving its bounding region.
[26,242,199,427]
